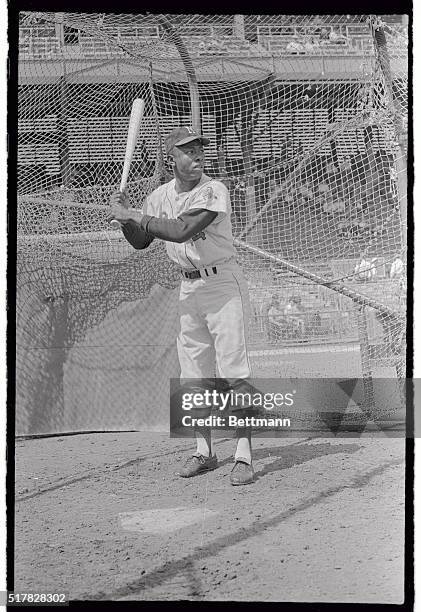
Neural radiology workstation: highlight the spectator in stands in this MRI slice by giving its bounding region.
[297,181,314,201]
[326,159,339,178]
[303,36,315,53]
[356,216,373,237]
[340,155,352,173]
[319,28,330,44]
[389,166,398,195]
[283,190,295,210]
[390,253,404,279]
[389,255,406,307]
[267,294,285,342]
[314,182,330,213]
[284,295,305,337]
[267,178,284,206]
[286,39,305,54]
[209,37,226,54]
[338,219,356,239]
[308,309,322,337]
[329,28,347,44]
[323,197,346,215]
[318,181,330,195]
[310,36,321,51]
[354,251,373,282]
[317,182,344,215]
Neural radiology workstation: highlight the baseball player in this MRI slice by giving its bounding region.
[109,126,254,485]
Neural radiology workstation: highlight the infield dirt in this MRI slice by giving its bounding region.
[14,432,405,602]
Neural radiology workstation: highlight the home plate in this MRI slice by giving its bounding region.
[119,507,219,534]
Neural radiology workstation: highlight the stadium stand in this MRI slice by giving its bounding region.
[19,16,402,59]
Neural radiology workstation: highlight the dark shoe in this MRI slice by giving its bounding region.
[230,458,255,486]
[178,453,218,478]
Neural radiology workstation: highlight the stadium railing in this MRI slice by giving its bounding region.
[256,23,368,38]
[263,38,374,55]
[18,22,382,59]
[18,37,377,59]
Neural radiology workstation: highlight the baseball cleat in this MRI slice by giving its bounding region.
[178,453,218,478]
[230,458,255,486]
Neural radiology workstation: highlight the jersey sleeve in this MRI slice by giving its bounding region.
[188,181,230,221]
[142,194,153,216]
[143,184,165,216]
[139,209,217,243]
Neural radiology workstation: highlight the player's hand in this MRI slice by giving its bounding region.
[107,203,130,224]
[109,190,130,224]
[109,190,130,209]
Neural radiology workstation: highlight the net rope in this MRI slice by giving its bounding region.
[17,13,407,434]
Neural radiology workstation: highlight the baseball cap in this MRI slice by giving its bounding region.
[165,127,210,154]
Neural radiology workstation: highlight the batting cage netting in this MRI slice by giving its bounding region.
[16,13,408,435]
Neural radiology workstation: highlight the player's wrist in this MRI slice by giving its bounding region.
[126,209,144,225]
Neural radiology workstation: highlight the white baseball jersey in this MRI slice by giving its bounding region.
[143,174,237,270]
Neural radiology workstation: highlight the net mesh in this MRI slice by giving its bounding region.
[16,13,408,435]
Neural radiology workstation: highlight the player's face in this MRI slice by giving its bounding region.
[173,140,205,181]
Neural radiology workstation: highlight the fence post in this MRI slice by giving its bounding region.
[357,305,375,415]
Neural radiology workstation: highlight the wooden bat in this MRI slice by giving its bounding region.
[110,98,145,229]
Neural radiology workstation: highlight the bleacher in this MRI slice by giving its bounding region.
[18,104,399,176]
[18,19,399,60]
[256,23,375,55]
[249,253,403,347]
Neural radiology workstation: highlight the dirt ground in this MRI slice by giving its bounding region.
[14,432,405,602]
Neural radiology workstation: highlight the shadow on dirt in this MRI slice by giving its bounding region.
[214,440,361,481]
[253,441,361,480]
[89,446,403,601]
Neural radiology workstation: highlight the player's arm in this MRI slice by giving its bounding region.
[136,181,229,242]
[108,191,154,250]
[109,203,217,243]
[136,209,218,243]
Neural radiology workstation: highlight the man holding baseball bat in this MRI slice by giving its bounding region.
[109,126,255,486]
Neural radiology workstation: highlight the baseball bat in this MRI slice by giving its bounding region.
[110,98,145,229]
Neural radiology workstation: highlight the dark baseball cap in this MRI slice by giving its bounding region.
[165,127,210,154]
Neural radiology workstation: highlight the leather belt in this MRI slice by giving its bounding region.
[181,266,218,279]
